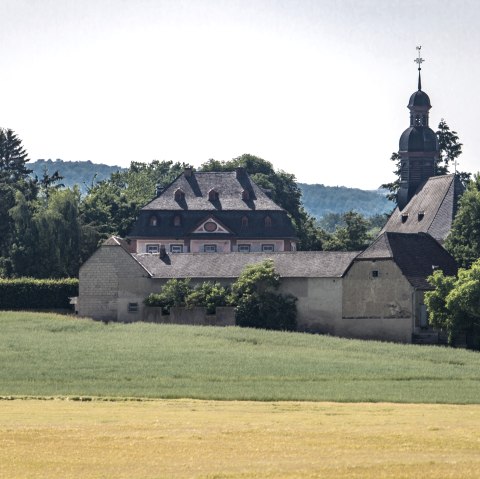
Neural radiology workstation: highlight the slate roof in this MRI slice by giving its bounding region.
[142,170,283,211]
[131,251,359,279]
[357,232,458,289]
[381,174,464,243]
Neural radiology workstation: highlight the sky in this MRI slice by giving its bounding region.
[1,0,479,189]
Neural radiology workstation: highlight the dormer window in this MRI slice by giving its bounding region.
[174,188,185,201]
[241,216,248,228]
[418,211,425,221]
[149,215,158,226]
[174,215,181,227]
[264,216,272,228]
[208,188,219,201]
[401,213,408,224]
[242,190,250,201]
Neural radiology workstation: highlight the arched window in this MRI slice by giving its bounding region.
[174,215,181,227]
[264,216,272,228]
[149,215,158,226]
[174,188,185,201]
[241,216,248,227]
[208,188,219,201]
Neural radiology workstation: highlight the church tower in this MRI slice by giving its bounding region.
[397,46,439,210]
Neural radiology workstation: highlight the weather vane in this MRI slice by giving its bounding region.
[414,46,424,90]
[414,46,424,71]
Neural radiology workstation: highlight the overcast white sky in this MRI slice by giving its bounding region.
[1,0,479,189]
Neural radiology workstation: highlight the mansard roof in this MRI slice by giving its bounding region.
[131,251,359,279]
[357,232,457,289]
[142,169,283,211]
[381,174,464,243]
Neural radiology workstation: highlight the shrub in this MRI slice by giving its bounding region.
[0,278,78,310]
[185,282,230,314]
[231,260,297,331]
[235,291,297,331]
[144,278,192,314]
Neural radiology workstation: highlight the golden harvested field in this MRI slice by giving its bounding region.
[1,400,479,479]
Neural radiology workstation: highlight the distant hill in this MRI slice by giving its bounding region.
[27,159,125,192]
[299,183,393,219]
[27,160,393,217]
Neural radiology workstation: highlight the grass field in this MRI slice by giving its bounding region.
[1,399,480,479]
[1,311,480,402]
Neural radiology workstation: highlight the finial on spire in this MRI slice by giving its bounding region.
[414,46,424,90]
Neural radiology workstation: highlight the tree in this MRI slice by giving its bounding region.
[0,128,31,184]
[81,160,189,240]
[200,154,323,250]
[381,120,469,203]
[322,211,371,251]
[231,260,297,331]
[445,174,480,268]
[144,278,192,314]
[425,260,480,349]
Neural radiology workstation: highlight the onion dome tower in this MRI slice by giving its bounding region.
[397,46,439,210]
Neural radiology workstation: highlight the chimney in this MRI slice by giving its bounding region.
[235,167,246,179]
[159,245,167,259]
[155,184,163,197]
[184,167,193,177]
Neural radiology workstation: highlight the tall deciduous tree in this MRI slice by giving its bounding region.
[445,174,480,268]
[425,260,480,349]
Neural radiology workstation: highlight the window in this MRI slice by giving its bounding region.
[128,302,138,313]
[372,270,379,278]
[264,216,272,228]
[174,215,181,226]
[241,216,248,227]
[418,211,425,221]
[401,213,408,224]
[170,244,183,253]
[149,215,158,226]
[238,244,251,253]
[262,244,274,252]
[208,188,219,201]
[146,244,160,254]
[204,244,217,253]
[174,188,185,201]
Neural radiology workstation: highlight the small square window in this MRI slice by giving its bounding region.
[146,244,159,254]
[238,244,251,253]
[128,302,138,313]
[170,244,183,253]
[372,270,379,278]
[262,244,274,252]
[204,244,217,253]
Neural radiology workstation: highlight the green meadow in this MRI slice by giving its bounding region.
[1,311,480,403]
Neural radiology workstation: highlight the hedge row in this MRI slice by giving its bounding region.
[0,278,79,310]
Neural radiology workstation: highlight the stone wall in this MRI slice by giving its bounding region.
[143,306,235,326]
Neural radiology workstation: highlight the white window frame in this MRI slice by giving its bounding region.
[238,244,251,253]
[146,244,160,254]
[170,244,183,253]
[262,244,274,252]
[204,244,217,253]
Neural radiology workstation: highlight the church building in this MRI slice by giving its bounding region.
[382,47,464,243]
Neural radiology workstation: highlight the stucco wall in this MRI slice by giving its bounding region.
[280,277,343,334]
[342,259,414,342]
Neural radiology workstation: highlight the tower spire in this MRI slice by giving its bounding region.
[414,45,424,90]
